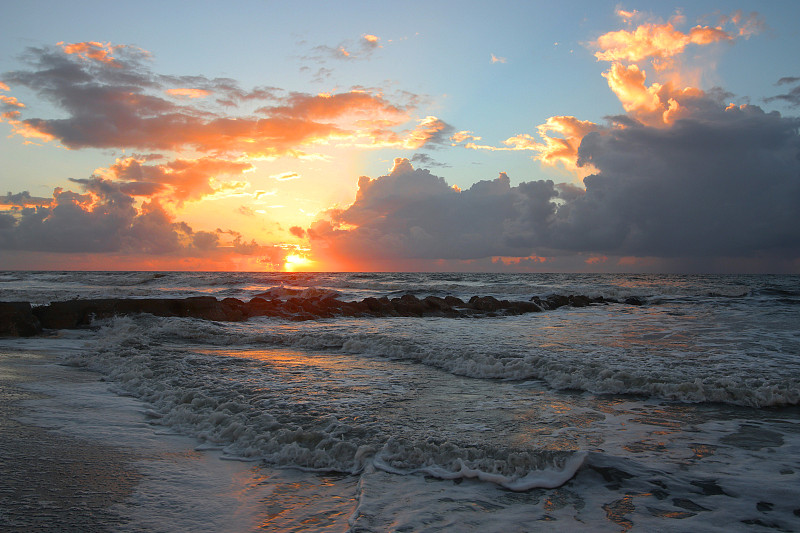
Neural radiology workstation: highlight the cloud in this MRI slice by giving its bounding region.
[309,95,800,271]
[0,177,289,265]
[166,88,211,99]
[564,108,800,263]
[1,191,52,208]
[92,156,254,205]
[766,77,800,108]
[593,21,733,64]
[57,41,128,66]
[1,43,441,158]
[452,10,768,176]
[491,54,507,64]
[309,34,382,62]
[289,226,306,238]
[411,153,449,168]
[402,116,454,149]
[308,158,558,263]
[452,116,599,176]
[450,130,481,145]
[269,171,301,181]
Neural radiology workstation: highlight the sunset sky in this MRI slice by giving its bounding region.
[2,1,799,272]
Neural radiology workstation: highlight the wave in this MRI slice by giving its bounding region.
[82,314,800,409]
[62,315,587,490]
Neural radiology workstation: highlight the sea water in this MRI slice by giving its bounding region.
[1,272,799,531]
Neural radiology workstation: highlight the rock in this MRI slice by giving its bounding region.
[220,297,248,321]
[624,296,646,306]
[392,294,426,316]
[0,302,42,337]
[444,295,465,307]
[544,295,570,309]
[245,297,278,317]
[569,295,592,308]
[14,290,639,332]
[362,297,384,313]
[508,300,542,314]
[468,295,502,312]
[423,296,454,314]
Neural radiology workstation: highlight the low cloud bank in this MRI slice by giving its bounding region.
[309,93,800,271]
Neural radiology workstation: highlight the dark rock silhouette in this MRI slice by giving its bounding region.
[0,291,625,336]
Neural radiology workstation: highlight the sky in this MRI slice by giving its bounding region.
[1,0,799,273]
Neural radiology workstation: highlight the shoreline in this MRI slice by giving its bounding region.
[0,349,275,532]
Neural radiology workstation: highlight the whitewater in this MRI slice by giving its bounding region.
[1,272,799,531]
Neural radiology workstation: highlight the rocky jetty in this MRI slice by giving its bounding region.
[0,293,629,337]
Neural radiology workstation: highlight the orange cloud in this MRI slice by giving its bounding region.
[602,62,708,126]
[166,88,211,99]
[532,116,599,173]
[602,63,662,114]
[5,44,444,162]
[0,94,24,108]
[450,130,481,144]
[594,22,733,64]
[57,41,124,66]
[0,92,25,121]
[402,116,452,149]
[97,156,254,205]
[585,255,608,265]
[453,116,599,176]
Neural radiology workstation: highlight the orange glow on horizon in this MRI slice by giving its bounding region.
[284,253,315,272]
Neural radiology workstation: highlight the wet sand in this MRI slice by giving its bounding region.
[0,349,275,532]
[0,351,142,532]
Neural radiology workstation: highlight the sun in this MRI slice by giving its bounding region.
[284,253,314,272]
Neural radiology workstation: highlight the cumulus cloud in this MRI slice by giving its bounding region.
[310,100,800,269]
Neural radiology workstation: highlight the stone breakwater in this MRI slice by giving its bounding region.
[0,293,645,337]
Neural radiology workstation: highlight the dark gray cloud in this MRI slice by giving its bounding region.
[0,177,281,258]
[411,153,449,168]
[309,160,555,260]
[765,77,800,107]
[1,191,52,207]
[309,95,800,269]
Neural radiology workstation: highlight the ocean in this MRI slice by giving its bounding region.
[1,271,799,531]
